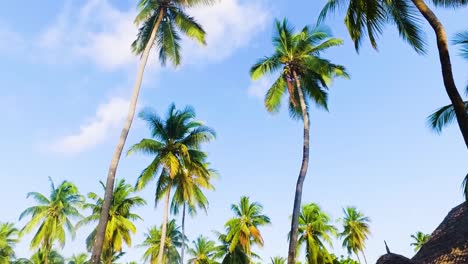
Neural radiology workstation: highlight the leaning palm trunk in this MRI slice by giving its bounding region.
[90,11,165,264]
[362,251,368,264]
[411,0,468,148]
[287,71,311,264]
[356,253,361,264]
[181,203,186,264]
[157,186,172,264]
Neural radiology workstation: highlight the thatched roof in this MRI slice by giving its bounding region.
[376,203,468,264]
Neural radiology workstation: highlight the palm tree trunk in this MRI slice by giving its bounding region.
[362,251,368,264]
[157,186,172,264]
[355,252,361,263]
[411,0,468,148]
[287,71,310,264]
[89,10,165,264]
[181,203,186,264]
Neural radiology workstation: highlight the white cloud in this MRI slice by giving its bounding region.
[48,97,129,154]
[248,76,275,99]
[184,0,270,63]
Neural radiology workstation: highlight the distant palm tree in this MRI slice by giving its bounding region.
[225,196,271,263]
[0,222,19,264]
[410,232,431,252]
[250,19,348,264]
[128,104,215,263]
[77,179,145,264]
[319,0,468,147]
[68,253,89,264]
[187,236,220,264]
[19,178,83,264]
[340,207,371,264]
[140,220,184,264]
[91,0,215,261]
[15,250,65,264]
[296,203,337,264]
[214,232,252,264]
[270,256,286,264]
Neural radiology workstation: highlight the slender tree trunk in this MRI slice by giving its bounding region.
[181,203,186,264]
[90,10,165,264]
[287,71,310,264]
[411,0,468,148]
[362,251,368,264]
[157,186,172,264]
[356,252,361,264]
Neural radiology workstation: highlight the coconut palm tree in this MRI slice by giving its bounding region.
[214,232,252,264]
[91,0,215,261]
[319,0,468,147]
[410,232,431,252]
[77,179,145,264]
[250,19,348,263]
[139,220,184,264]
[270,256,286,264]
[187,236,220,264]
[19,178,83,264]
[340,207,371,264]
[68,253,89,264]
[225,196,271,263]
[296,203,337,264]
[0,222,19,264]
[128,104,215,263]
[14,250,65,264]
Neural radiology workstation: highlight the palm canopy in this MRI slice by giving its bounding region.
[0,222,19,263]
[76,179,146,262]
[214,232,257,264]
[270,256,286,264]
[225,196,271,258]
[14,250,66,264]
[19,178,83,252]
[296,203,337,264]
[132,0,214,66]
[67,253,89,264]
[128,104,215,199]
[187,236,220,264]
[410,231,431,252]
[250,19,348,117]
[139,219,185,264]
[340,207,371,256]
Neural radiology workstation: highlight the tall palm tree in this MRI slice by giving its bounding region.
[250,19,348,264]
[340,207,371,264]
[319,0,468,147]
[139,220,184,264]
[19,178,83,264]
[214,232,252,264]
[225,196,271,263]
[410,231,431,252]
[77,179,145,264]
[68,253,88,264]
[187,236,220,264]
[0,222,19,264]
[91,0,214,261]
[128,104,215,263]
[296,203,337,264]
[270,256,286,264]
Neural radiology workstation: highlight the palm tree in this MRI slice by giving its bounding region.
[225,196,271,263]
[128,104,215,263]
[250,19,348,263]
[340,207,371,264]
[187,236,220,264]
[19,178,83,264]
[296,203,337,264]
[270,256,286,264]
[214,232,251,264]
[140,220,184,264]
[77,179,146,264]
[319,0,468,147]
[68,253,89,264]
[15,250,65,264]
[91,0,215,261]
[410,231,431,252]
[0,222,19,264]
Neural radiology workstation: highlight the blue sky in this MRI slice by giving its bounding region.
[0,0,467,262]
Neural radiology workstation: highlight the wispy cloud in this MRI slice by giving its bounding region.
[47,97,129,154]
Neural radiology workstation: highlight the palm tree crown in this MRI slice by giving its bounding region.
[187,236,220,264]
[340,207,371,264]
[140,220,185,264]
[0,222,19,264]
[410,231,431,252]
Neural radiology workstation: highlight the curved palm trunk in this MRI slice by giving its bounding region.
[287,71,310,264]
[157,186,172,264]
[181,203,186,264]
[90,10,165,264]
[411,0,468,148]
[362,251,368,264]
[355,252,361,263]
